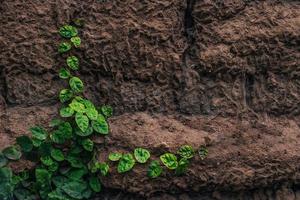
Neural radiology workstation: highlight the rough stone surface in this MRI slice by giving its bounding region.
[0,0,300,199]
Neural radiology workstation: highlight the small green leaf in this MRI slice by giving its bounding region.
[89,177,101,192]
[82,138,93,152]
[147,160,162,178]
[175,158,189,175]
[60,107,74,118]
[50,130,65,144]
[69,99,85,113]
[62,181,87,199]
[2,146,22,160]
[98,162,109,176]
[117,153,135,173]
[108,152,122,162]
[58,42,72,53]
[49,119,64,127]
[177,145,195,159]
[32,138,42,147]
[58,122,73,139]
[101,105,113,118]
[67,56,79,70]
[35,168,51,184]
[51,149,65,162]
[75,126,93,137]
[92,114,109,135]
[30,126,47,141]
[59,25,78,38]
[41,156,54,166]
[198,146,208,160]
[71,36,81,48]
[38,142,52,156]
[48,161,59,172]
[75,112,89,132]
[14,188,36,200]
[59,89,73,103]
[66,168,87,180]
[160,153,178,170]
[134,148,150,164]
[0,153,8,167]
[66,155,84,168]
[59,68,71,79]
[69,77,84,93]
[16,135,33,152]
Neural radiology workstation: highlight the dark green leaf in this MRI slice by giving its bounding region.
[59,25,78,38]
[52,176,69,188]
[35,168,51,185]
[14,188,36,200]
[62,181,87,199]
[66,155,84,168]
[0,153,8,167]
[75,112,89,132]
[134,148,150,164]
[50,131,65,144]
[198,146,208,160]
[41,156,54,166]
[16,135,33,153]
[160,153,178,170]
[71,36,81,48]
[2,146,22,160]
[175,158,189,175]
[48,161,59,172]
[51,149,65,162]
[60,107,74,118]
[58,42,72,53]
[32,138,42,147]
[48,188,70,200]
[98,162,109,176]
[100,105,113,118]
[117,153,135,173]
[69,77,84,93]
[59,68,71,79]
[108,152,122,161]
[59,89,73,103]
[147,160,162,178]
[89,177,101,192]
[30,126,47,141]
[66,168,88,181]
[58,122,73,139]
[177,145,195,159]
[67,56,79,70]
[92,114,109,135]
[75,126,93,137]
[82,138,93,152]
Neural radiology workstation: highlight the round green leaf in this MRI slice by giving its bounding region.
[75,126,93,137]
[71,36,81,48]
[60,107,74,118]
[50,130,65,144]
[69,99,85,113]
[67,56,79,70]
[117,153,135,173]
[30,126,47,141]
[177,145,195,159]
[58,42,72,53]
[69,77,84,93]
[198,146,208,160]
[3,146,22,160]
[51,149,65,162]
[0,153,8,167]
[160,153,178,170]
[147,160,162,178]
[89,177,101,192]
[59,68,71,79]
[62,181,87,199]
[108,152,122,162]
[59,89,73,103]
[175,158,189,175]
[16,135,33,152]
[134,148,150,164]
[32,138,42,147]
[100,105,113,118]
[75,112,89,132]
[98,162,109,176]
[66,155,84,168]
[59,25,78,38]
[82,139,93,152]
[40,156,54,166]
[58,122,73,139]
[92,114,109,135]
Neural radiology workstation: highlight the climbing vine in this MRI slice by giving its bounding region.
[0,22,208,200]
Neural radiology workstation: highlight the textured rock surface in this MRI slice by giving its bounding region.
[0,0,300,199]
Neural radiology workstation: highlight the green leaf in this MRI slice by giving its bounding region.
[117,153,135,173]
[66,168,88,181]
[100,105,113,118]
[58,42,72,53]
[60,106,74,118]
[108,152,122,162]
[71,36,81,48]
[49,119,64,127]
[0,167,13,199]
[59,25,78,38]
[41,156,55,166]
[16,135,33,152]
[35,168,51,184]
[48,161,59,173]
[69,99,85,113]
[69,77,84,93]
[198,146,208,160]
[98,162,109,176]
[51,149,65,162]
[89,177,101,192]
[38,142,52,156]
[134,148,150,164]
[59,68,71,79]
[66,155,84,168]
[0,153,8,167]
[50,130,65,144]
[147,160,162,178]
[75,126,93,137]
[175,158,189,175]
[160,153,178,170]
[59,89,73,103]
[48,188,70,200]
[58,122,73,139]
[2,146,22,160]
[62,181,88,199]
[84,100,98,120]
[67,56,79,70]
[82,138,93,152]
[92,114,109,135]
[75,112,89,132]
[14,188,36,200]
[32,138,42,147]
[177,145,195,159]
[30,126,47,140]
[52,176,69,188]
